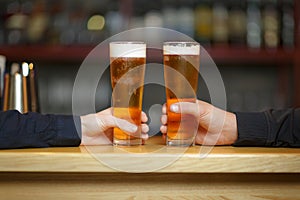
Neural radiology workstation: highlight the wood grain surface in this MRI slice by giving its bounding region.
[0,172,299,200]
[0,136,299,173]
[0,136,300,199]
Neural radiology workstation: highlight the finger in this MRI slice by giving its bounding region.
[127,128,147,138]
[141,132,149,140]
[160,125,167,134]
[162,103,167,114]
[170,102,199,117]
[141,111,148,123]
[108,116,138,133]
[141,123,149,133]
[161,114,167,125]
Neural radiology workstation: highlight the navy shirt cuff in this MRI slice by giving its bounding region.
[52,115,82,147]
[233,112,268,146]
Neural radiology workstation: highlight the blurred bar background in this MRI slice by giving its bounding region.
[0,0,299,114]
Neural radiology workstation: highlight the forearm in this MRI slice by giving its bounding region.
[233,108,300,147]
[0,110,81,149]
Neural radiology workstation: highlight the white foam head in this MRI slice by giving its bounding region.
[110,42,146,58]
[163,42,200,55]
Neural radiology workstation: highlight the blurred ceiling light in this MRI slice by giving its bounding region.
[87,15,105,30]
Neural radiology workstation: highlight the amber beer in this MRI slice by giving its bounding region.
[163,42,200,146]
[110,42,146,146]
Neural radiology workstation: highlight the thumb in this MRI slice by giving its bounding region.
[113,117,138,133]
[170,102,200,117]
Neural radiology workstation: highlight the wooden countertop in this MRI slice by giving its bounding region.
[0,136,299,173]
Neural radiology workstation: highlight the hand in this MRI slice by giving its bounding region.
[160,100,238,145]
[80,108,149,145]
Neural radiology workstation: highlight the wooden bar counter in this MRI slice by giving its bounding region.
[0,136,299,199]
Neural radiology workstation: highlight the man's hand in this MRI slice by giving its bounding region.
[80,108,149,145]
[160,100,238,145]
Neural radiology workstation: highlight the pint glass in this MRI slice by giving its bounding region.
[110,42,146,146]
[163,42,200,146]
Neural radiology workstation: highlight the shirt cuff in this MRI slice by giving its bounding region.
[233,112,268,146]
[294,109,300,141]
[53,115,82,147]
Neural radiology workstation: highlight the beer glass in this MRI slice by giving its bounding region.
[110,42,146,146]
[163,42,200,146]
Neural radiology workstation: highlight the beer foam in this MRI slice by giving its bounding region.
[110,42,146,58]
[163,42,200,55]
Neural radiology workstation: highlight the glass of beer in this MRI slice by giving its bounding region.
[110,42,146,146]
[163,41,200,146]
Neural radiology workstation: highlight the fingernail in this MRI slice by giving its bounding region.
[170,104,179,112]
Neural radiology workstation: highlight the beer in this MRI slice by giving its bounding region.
[110,42,146,146]
[163,42,200,146]
[166,98,197,140]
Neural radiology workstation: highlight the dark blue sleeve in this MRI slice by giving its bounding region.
[233,108,300,147]
[0,110,82,149]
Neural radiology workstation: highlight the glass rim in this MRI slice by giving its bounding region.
[109,41,146,45]
[163,41,200,46]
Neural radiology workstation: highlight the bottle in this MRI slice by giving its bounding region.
[26,0,49,44]
[177,7,194,38]
[228,0,246,45]
[262,0,280,49]
[5,1,28,44]
[3,66,10,111]
[247,0,262,48]
[212,0,229,45]
[8,63,23,113]
[21,62,29,113]
[281,0,294,49]
[194,0,213,45]
[28,63,39,112]
[0,55,6,110]
[162,7,177,31]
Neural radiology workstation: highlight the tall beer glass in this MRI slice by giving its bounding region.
[110,42,146,146]
[163,42,200,146]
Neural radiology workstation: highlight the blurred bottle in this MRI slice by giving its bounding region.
[281,0,294,49]
[28,63,39,112]
[212,0,229,45]
[247,0,262,48]
[21,62,29,113]
[106,11,124,35]
[5,1,28,44]
[57,13,75,45]
[47,0,65,45]
[71,4,90,45]
[228,0,246,45]
[262,0,280,49]
[0,3,6,44]
[26,0,49,44]
[128,16,144,29]
[0,55,6,110]
[144,10,163,27]
[3,62,39,113]
[194,0,213,45]
[177,7,194,38]
[163,7,178,31]
[8,63,23,112]
[144,11,163,42]
[2,65,10,111]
